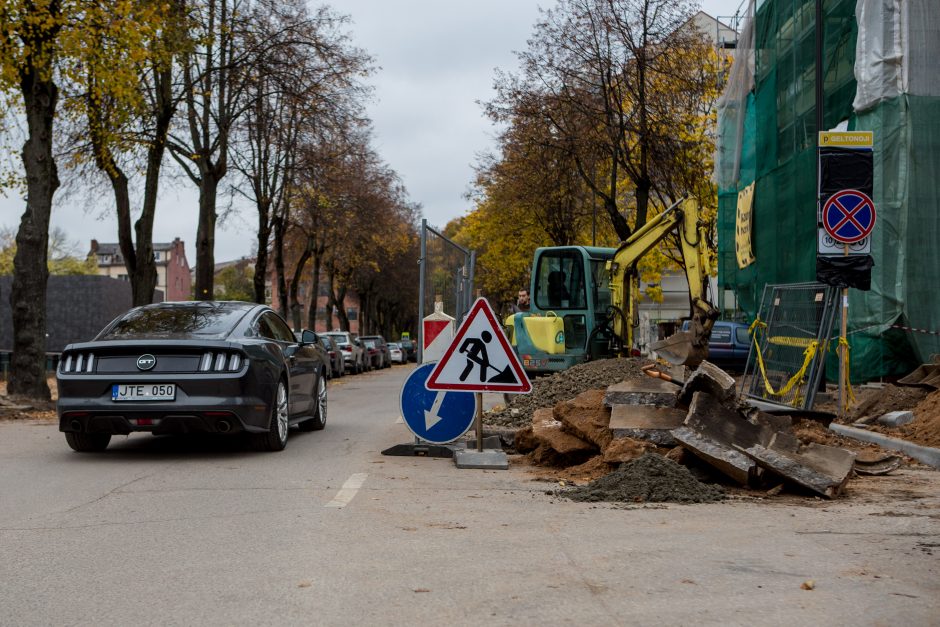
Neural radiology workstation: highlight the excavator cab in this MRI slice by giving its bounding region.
[505,246,616,373]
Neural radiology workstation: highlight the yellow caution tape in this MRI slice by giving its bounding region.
[767,336,816,348]
[749,317,818,399]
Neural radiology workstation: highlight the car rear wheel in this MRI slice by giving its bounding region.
[252,380,289,452]
[65,432,111,452]
[299,372,327,431]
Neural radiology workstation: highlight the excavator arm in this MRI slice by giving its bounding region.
[605,198,719,366]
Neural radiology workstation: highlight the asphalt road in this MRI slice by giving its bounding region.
[1,365,938,626]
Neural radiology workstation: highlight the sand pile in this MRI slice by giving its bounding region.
[901,389,940,448]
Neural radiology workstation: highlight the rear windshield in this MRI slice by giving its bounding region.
[100,305,248,340]
[325,334,349,345]
[363,339,377,348]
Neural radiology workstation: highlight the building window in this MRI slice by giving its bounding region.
[318,283,330,297]
[154,251,162,261]
[347,308,358,321]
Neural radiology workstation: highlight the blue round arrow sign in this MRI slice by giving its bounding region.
[399,363,477,444]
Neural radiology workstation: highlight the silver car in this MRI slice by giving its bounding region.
[323,331,366,374]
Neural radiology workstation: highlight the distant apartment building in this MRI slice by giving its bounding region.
[90,238,191,302]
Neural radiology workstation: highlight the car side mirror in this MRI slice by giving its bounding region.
[300,329,317,345]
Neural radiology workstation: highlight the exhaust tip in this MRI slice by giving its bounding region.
[217,420,232,433]
[70,420,82,432]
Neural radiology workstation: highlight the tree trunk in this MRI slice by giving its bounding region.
[132,53,176,306]
[254,198,271,304]
[289,248,310,330]
[193,172,218,299]
[10,71,59,399]
[306,254,321,330]
[272,214,287,317]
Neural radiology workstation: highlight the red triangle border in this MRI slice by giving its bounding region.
[425,297,532,393]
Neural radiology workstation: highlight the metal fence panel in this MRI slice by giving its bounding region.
[741,282,839,409]
[418,220,475,363]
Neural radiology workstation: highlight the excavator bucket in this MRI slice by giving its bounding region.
[650,331,708,367]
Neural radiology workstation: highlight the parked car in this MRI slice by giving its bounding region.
[681,320,751,373]
[399,337,417,362]
[388,342,405,364]
[57,301,328,453]
[360,335,391,368]
[323,331,366,374]
[317,334,345,379]
[360,337,384,370]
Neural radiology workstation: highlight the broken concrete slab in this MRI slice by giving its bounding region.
[609,404,686,447]
[677,360,738,407]
[532,408,595,454]
[671,391,774,486]
[737,433,856,499]
[555,389,612,449]
[604,378,677,408]
[877,411,915,427]
[527,407,597,467]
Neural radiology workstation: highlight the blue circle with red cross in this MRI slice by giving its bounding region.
[823,189,876,244]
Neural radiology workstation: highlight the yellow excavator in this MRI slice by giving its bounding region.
[505,197,719,373]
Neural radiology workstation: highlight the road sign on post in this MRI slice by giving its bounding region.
[425,297,531,394]
[399,363,476,445]
[822,189,876,245]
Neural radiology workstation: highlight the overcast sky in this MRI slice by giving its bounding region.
[0,0,745,265]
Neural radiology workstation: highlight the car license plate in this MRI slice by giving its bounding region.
[111,383,176,402]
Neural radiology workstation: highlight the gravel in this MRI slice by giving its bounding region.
[560,453,725,504]
[484,357,649,428]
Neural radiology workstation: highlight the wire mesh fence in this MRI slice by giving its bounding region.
[741,282,839,409]
[418,220,474,361]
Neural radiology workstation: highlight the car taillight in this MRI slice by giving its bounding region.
[341,346,351,352]
[61,352,95,373]
[200,351,243,372]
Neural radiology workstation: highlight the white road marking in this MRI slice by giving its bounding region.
[395,415,404,424]
[325,473,368,508]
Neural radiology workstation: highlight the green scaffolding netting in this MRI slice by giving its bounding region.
[716,0,940,382]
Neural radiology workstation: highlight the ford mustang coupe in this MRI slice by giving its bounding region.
[57,301,328,452]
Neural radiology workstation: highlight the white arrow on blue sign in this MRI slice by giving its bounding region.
[399,363,477,444]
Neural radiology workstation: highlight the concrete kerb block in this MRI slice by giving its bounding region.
[876,411,915,427]
[453,449,509,470]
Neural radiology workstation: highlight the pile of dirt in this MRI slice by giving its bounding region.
[848,384,929,423]
[900,389,940,448]
[485,358,648,428]
[560,453,724,504]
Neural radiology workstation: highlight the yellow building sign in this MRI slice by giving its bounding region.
[818,131,873,148]
[735,183,756,269]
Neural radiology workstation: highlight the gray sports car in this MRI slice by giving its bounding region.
[57,301,328,453]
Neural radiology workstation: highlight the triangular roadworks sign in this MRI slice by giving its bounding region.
[425,297,532,394]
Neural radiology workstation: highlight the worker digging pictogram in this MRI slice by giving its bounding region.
[426,297,531,393]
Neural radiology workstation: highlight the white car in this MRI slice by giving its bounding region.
[388,342,405,364]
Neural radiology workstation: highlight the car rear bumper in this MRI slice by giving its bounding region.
[57,372,273,435]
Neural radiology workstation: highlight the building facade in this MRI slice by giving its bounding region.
[90,238,191,302]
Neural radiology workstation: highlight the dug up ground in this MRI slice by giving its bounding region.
[481,358,940,507]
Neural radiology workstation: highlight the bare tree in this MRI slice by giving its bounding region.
[488,0,707,240]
